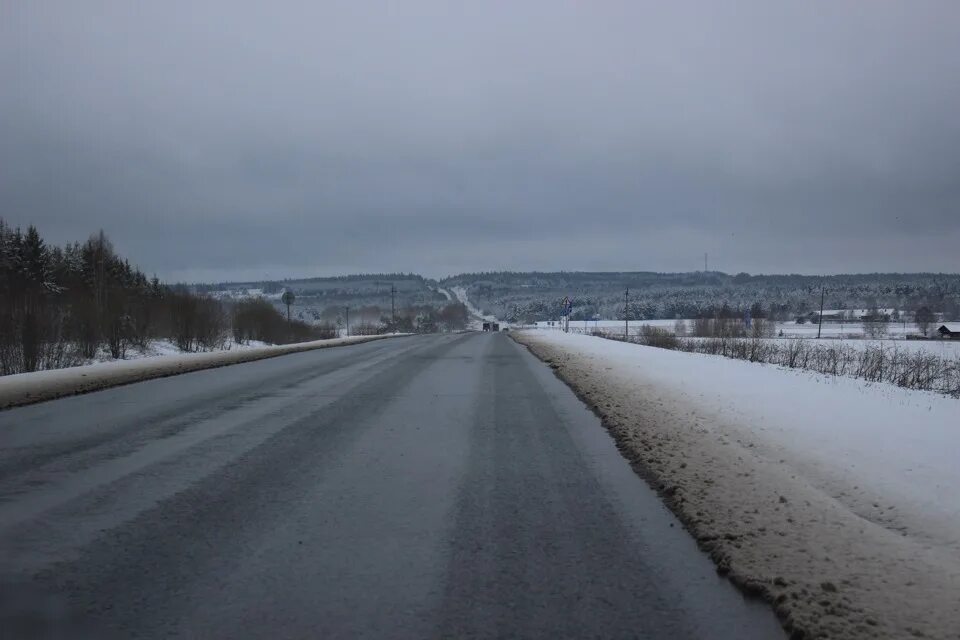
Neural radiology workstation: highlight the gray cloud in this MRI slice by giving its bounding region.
[2,0,959,281]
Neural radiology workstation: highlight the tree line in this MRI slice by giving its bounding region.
[447,271,960,324]
[0,221,339,375]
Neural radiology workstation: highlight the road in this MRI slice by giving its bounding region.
[0,333,782,639]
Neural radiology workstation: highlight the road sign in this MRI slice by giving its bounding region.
[282,290,296,321]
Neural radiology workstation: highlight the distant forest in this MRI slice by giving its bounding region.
[440,271,960,324]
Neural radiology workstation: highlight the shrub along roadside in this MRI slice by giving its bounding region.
[231,298,338,345]
[595,329,960,397]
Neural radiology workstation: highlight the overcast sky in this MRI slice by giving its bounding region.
[2,1,959,282]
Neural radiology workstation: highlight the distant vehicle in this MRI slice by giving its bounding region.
[492,323,500,332]
[482,322,491,331]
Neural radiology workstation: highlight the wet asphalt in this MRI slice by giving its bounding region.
[0,332,783,639]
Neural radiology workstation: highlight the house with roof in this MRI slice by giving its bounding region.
[937,323,960,339]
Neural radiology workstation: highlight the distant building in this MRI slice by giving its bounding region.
[806,310,844,323]
[806,308,895,324]
[937,324,960,339]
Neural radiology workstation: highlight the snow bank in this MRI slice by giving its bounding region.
[513,330,960,640]
[78,338,275,366]
[0,334,408,410]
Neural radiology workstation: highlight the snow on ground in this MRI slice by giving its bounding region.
[680,335,957,357]
[760,336,960,356]
[513,329,960,640]
[543,321,958,357]
[771,321,921,339]
[536,319,679,331]
[83,338,273,366]
[0,334,406,410]
[536,332,960,546]
[536,318,928,339]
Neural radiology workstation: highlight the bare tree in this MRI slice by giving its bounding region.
[863,304,889,339]
[863,320,888,339]
[915,306,935,336]
[751,317,775,339]
[673,319,688,336]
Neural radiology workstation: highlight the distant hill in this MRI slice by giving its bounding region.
[194,274,448,325]
[439,271,960,323]
[190,270,960,324]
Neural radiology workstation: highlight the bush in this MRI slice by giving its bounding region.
[350,323,383,336]
[232,298,341,345]
[314,323,338,340]
[638,326,679,349]
[594,328,960,397]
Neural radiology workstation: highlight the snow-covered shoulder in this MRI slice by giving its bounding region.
[0,334,407,410]
[513,329,960,640]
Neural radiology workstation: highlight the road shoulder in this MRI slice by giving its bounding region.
[0,334,410,411]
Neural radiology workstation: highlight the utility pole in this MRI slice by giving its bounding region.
[624,288,630,339]
[817,284,825,339]
[391,284,396,332]
[345,305,350,337]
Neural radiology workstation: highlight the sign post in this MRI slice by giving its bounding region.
[281,290,296,322]
[560,296,572,332]
[624,288,629,339]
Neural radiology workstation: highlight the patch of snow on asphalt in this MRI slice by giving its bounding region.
[514,329,960,640]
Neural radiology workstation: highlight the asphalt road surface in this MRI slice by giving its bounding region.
[0,333,783,639]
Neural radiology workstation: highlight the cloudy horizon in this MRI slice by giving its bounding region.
[2,1,959,283]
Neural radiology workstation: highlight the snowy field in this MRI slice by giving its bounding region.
[535,318,933,339]
[769,321,925,339]
[535,319,679,332]
[533,320,959,358]
[514,329,960,639]
[763,336,960,356]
